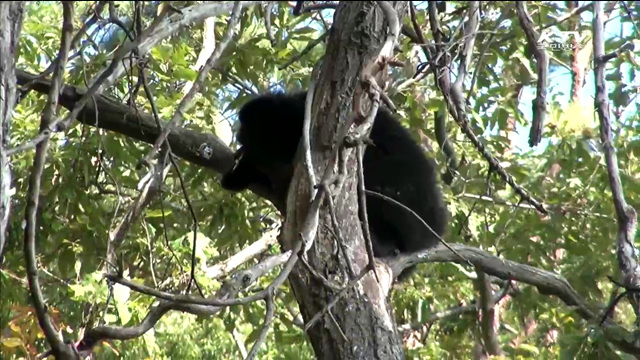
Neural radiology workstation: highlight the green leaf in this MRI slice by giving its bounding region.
[147,209,172,218]
[1,337,23,348]
[516,343,540,356]
[174,67,198,82]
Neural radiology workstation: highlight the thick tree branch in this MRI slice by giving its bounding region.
[14,69,286,206]
[23,3,76,358]
[0,2,26,261]
[390,244,594,319]
[204,227,279,279]
[389,244,640,354]
[280,2,410,358]
[516,2,549,147]
[592,1,640,323]
[9,1,261,157]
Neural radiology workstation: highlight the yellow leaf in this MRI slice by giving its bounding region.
[1,337,24,348]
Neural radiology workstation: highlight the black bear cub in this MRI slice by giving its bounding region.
[221,91,448,281]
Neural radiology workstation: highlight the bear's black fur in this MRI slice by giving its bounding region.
[221,91,448,280]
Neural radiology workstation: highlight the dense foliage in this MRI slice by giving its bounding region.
[1,1,639,359]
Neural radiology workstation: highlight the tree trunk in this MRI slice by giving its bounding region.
[280,2,409,359]
[0,1,26,262]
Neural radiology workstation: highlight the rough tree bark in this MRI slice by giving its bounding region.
[279,2,409,359]
[0,2,26,262]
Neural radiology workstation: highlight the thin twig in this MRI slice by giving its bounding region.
[245,291,276,360]
[365,189,470,267]
[458,193,612,219]
[24,2,75,355]
[356,142,380,283]
[279,32,328,70]
[299,254,342,291]
[19,1,107,92]
[138,64,186,276]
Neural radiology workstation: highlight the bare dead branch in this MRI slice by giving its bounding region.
[302,74,319,195]
[376,1,401,58]
[182,16,216,95]
[204,228,279,279]
[295,65,326,255]
[24,2,75,356]
[515,2,549,147]
[592,1,640,322]
[496,3,594,45]
[106,250,293,308]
